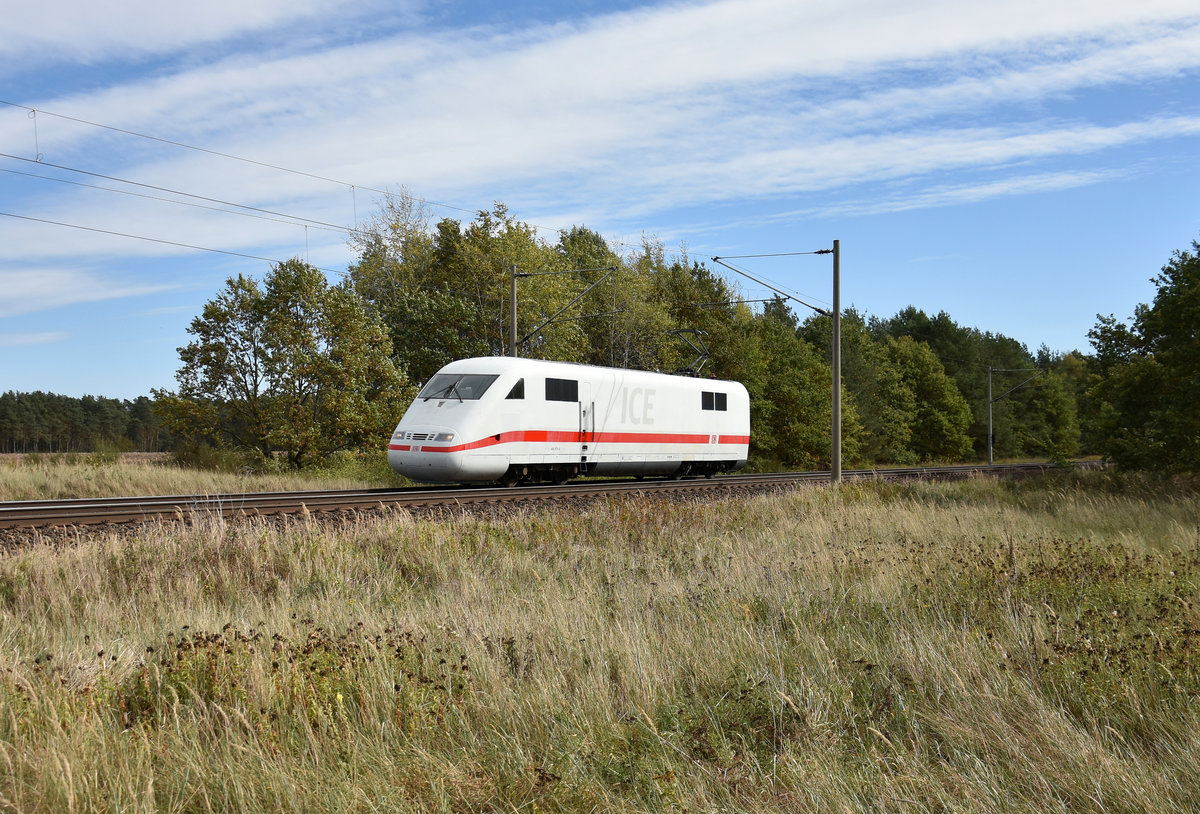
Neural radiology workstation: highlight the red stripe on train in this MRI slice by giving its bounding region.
[389,432,749,453]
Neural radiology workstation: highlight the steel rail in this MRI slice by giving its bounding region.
[0,462,1090,530]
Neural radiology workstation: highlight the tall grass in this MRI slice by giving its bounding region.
[1,472,1198,811]
[0,451,406,501]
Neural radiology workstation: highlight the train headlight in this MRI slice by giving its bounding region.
[434,432,455,442]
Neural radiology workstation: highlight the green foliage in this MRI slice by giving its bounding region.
[566,230,674,371]
[877,307,1079,460]
[1015,369,1080,461]
[155,259,411,468]
[1089,239,1200,472]
[374,289,488,385]
[750,307,862,468]
[804,311,918,465]
[1053,350,1104,455]
[652,256,753,379]
[0,391,169,453]
[886,335,974,461]
[341,196,1087,469]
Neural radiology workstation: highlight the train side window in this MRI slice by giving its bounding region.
[506,379,525,399]
[715,392,727,411]
[702,391,728,411]
[546,377,579,402]
[702,391,714,410]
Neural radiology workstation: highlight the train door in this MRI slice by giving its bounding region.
[578,382,594,469]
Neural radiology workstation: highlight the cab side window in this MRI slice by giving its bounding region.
[702,391,728,411]
[546,378,579,402]
[506,379,525,399]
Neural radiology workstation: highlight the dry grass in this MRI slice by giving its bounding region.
[0,452,403,501]
[1,471,1198,812]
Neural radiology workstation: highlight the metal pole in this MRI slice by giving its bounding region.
[509,264,518,357]
[832,240,841,484]
[987,367,993,466]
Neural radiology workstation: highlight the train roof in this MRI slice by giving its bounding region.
[436,356,744,388]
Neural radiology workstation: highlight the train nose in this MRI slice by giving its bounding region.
[387,423,509,483]
[388,424,463,481]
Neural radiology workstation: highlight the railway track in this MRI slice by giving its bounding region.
[0,462,1087,531]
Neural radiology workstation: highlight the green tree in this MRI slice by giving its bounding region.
[558,228,672,371]
[651,256,756,379]
[749,304,861,469]
[1088,239,1200,472]
[155,260,410,467]
[435,204,585,360]
[885,336,973,462]
[1051,350,1101,455]
[155,273,272,455]
[347,195,486,384]
[878,307,1079,460]
[803,310,918,465]
[126,396,167,451]
[349,196,591,367]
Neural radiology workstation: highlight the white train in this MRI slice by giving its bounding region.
[387,356,750,485]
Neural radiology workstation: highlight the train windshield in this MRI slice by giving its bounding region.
[418,373,500,401]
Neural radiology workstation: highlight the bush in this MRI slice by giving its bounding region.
[169,443,262,474]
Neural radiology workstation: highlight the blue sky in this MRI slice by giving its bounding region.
[3,0,1199,399]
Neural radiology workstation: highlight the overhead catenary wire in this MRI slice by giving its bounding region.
[0,166,349,235]
[0,151,362,237]
[0,99,478,218]
[1,154,677,290]
[2,99,775,283]
[0,98,672,255]
[0,211,348,276]
[710,255,831,316]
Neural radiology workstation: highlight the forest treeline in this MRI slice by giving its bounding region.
[0,393,168,454]
[7,194,1197,473]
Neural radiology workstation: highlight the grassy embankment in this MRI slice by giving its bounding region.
[0,451,405,501]
[2,468,1199,812]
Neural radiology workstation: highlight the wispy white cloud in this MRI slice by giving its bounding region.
[741,169,1130,225]
[1,0,1198,307]
[0,267,178,317]
[0,0,1197,395]
[0,332,70,348]
[0,0,406,68]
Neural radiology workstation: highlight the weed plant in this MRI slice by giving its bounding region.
[1,471,1198,812]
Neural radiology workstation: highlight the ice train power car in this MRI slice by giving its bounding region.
[387,356,750,485]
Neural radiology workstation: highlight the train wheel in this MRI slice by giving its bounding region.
[498,469,521,488]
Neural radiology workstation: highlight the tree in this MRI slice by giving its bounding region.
[155,260,410,467]
[885,336,973,462]
[748,305,861,469]
[435,203,586,360]
[802,310,918,465]
[878,307,1080,460]
[349,197,590,368]
[126,396,166,451]
[1088,239,1200,472]
[651,256,755,379]
[347,195,486,385]
[558,227,672,371]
